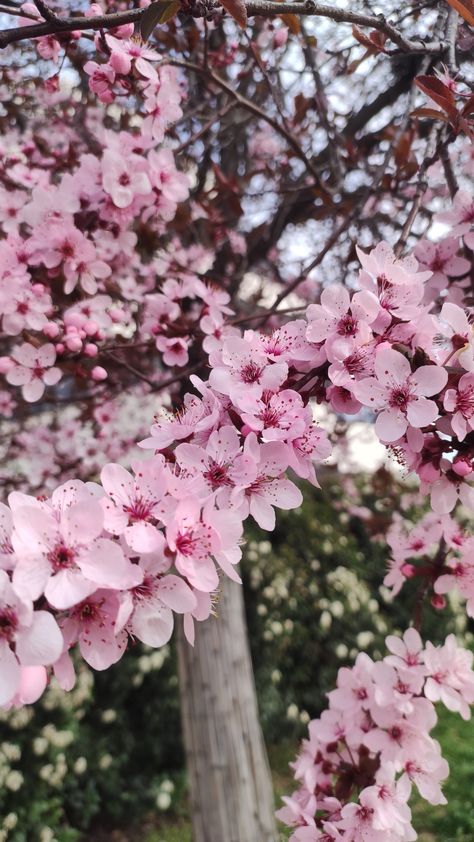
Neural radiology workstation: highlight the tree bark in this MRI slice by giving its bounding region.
[177,575,278,842]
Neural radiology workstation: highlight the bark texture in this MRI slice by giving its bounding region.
[177,576,278,842]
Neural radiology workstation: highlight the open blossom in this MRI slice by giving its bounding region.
[102,150,152,208]
[353,348,448,442]
[116,552,196,648]
[357,241,432,287]
[166,498,244,590]
[5,342,62,402]
[84,60,116,103]
[423,636,474,719]
[175,425,256,505]
[209,336,288,409]
[305,284,379,349]
[100,459,168,553]
[232,436,302,530]
[10,484,142,609]
[61,589,127,671]
[0,280,51,335]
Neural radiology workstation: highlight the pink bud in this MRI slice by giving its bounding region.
[401,563,417,578]
[55,343,65,354]
[43,323,60,338]
[66,336,83,353]
[108,306,124,322]
[431,594,446,610]
[452,456,473,478]
[84,320,99,336]
[0,356,13,374]
[273,28,288,48]
[84,343,98,357]
[91,365,108,381]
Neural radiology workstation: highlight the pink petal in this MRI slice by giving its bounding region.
[23,378,45,402]
[16,610,63,666]
[131,601,174,647]
[124,521,164,553]
[375,409,407,442]
[45,569,97,609]
[63,500,104,545]
[375,348,411,387]
[406,397,438,428]
[410,366,448,397]
[158,574,197,613]
[352,378,386,408]
[78,539,142,590]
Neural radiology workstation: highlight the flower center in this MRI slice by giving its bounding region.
[0,607,18,642]
[240,362,263,383]
[337,314,358,336]
[389,387,411,412]
[48,544,75,572]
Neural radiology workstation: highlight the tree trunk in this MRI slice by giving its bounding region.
[177,575,278,842]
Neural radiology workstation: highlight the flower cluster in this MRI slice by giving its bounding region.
[0,324,332,705]
[278,630,474,841]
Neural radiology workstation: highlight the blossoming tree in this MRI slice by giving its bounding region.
[0,0,474,839]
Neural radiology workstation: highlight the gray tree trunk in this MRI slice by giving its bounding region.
[177,575,278,842]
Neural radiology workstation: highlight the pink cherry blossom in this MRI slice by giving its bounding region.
[353,348,448,442]
[100,459,168,553]
[11,487,142,609]
[102,150,152,209]
[6,342,62,402]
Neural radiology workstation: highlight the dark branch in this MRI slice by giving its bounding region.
[0,0,445,51]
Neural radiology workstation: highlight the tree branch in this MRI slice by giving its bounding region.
[0,0,445,52]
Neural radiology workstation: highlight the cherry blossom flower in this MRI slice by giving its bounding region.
[6,343,62,402]
[100,459,168,553]
[209,336,288,409]
[61,590,127,670]
[353,348,448,442]
[102,150,152,209]
[11,487,142,609]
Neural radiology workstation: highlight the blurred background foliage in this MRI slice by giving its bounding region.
[0,472,472,841]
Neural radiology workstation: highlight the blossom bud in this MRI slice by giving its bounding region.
[108,306,124,322]
[55,343,65,354]
[43,323,60,339]
[65,336,83,353]
[431,594,446,610]
[84,343,99,357]
[401,563,417,578]
[452,456,473,478]
[0,356,13,374]
[91,366,108,381]
[84,320,99,336]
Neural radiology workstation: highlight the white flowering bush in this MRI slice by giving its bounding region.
[0,648,184,841]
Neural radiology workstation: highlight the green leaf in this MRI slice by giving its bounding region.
[140,0,180,40]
